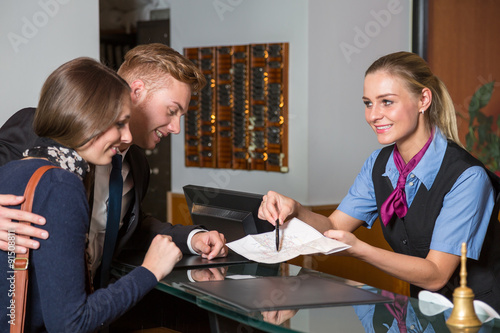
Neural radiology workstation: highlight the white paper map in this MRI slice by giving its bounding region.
[226,217,350,264]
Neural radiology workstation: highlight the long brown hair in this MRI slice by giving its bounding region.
[35,57,131,149]
[365,51,462,146]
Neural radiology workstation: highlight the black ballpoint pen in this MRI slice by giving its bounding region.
[275,218,280,252]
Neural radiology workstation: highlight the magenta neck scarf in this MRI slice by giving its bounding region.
[380,130,434,226]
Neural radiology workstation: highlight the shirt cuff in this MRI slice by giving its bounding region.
[186,270,196,282]
[187,229,207,255]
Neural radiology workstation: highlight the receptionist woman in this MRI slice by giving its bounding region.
[258,51,500,312]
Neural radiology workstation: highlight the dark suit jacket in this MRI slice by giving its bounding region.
[0,108,199,255]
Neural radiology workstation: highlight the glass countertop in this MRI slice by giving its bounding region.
[112,254,500,333]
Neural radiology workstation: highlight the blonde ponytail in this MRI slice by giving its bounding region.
[429,78,463,147]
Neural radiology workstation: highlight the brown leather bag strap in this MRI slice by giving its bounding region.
[11,165,59,333]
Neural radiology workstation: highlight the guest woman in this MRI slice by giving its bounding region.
[0,57,182,332]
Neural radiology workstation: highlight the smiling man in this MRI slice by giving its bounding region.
[117,44,195,151]
[0,43,227,288]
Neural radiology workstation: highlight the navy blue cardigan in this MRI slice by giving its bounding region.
[0,159,157,332]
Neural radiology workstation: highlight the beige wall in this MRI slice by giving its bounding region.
[168,0,412,206]
[0,0,100,125]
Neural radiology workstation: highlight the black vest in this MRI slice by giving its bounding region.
[372,141,500,312]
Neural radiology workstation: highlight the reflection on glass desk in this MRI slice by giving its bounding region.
[112,254,500,333]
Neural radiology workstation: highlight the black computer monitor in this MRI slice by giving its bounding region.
[183,184,274,242]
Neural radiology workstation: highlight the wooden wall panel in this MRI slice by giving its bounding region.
[167,192,192,226]
[427,0,500,143]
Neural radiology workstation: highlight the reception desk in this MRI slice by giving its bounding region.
[111,253,500,333]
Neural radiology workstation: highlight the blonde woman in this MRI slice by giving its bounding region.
[259,51,500,312]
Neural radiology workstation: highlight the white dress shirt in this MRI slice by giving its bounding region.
[86,150,202,277]
[87,152,132,276]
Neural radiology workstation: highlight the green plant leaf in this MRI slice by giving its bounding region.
[478,124,488,144]
[466,131,474,151]
[468,81,495,125]
[476,110,489,124]
[466,81,499,172]
[486,115,493,127]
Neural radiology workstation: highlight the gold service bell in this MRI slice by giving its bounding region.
[446,242,482,332]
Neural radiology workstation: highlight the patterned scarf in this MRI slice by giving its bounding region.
[22,137,89,180]
[380,129,434,226]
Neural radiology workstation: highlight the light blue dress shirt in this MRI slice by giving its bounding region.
[337,128,495,260]
[355,301,439,333]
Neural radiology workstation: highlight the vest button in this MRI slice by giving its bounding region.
[402,239,408,245]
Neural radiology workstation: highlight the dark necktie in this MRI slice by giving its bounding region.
[98,154,123,288]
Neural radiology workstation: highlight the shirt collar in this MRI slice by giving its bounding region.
[118,147,129,162]
[384,127,447,190]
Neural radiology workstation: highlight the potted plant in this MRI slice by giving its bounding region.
[465,81,500,175]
